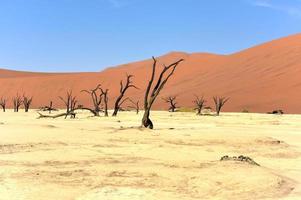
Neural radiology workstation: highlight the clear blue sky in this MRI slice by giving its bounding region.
[0,0,300,72]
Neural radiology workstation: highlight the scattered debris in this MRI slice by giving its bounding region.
[220,155,260,166]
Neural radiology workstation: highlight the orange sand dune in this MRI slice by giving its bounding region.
[1,33,301,113]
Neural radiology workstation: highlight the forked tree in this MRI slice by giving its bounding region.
[0,97,6,112]
[59,91,77,118]
[112,74,138,116]
[100,88,109,117]
[128,99,139,114]
[163,96,178,112]
[193,95,206,115]
[213,96,229,116]
[142,57,184,129]
[13,94,22,112]
[23,95,33,112]
[81,84,103,116]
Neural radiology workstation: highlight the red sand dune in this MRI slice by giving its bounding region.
[1,33,301,113]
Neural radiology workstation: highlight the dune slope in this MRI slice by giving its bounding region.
[1,34,301,113]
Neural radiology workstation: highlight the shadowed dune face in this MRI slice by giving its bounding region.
[1,34,301,113]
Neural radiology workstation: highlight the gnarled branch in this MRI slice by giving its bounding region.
[23,94,33,112]
[81,84,103,116]
[142,57,184,129]
[213,96,229,116]
[193,95,206,115]
[0,97,6,112]
[112,74,138,116]
[128,99,140,114]
[162,96,178,112]
[13,94,22,112]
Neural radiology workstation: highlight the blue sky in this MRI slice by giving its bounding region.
[0,0,300,72]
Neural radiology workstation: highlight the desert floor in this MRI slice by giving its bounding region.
[0,110,300,200]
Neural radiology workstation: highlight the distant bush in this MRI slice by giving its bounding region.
[177,107,195,113]
[242,109,249,113]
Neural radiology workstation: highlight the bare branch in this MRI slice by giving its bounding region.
[58,90,77,118]
[128,99,139,114]
[213,96,229,116]
[162,96,178,112]
[193,95,206,115]
[13,94,23,112]
[142,57,184,129]
[112,74,138,116]
[100,87,109,117]
[0,97,7,112]
[81,84,103,116]
[23,94,33,112]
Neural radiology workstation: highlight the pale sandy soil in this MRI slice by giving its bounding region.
[0,110,300,200]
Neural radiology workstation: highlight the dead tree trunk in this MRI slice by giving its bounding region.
[37,92,103,119]
[213,96,229,116]
[59,91,78,119]
[100,88,109,117]
[112,74,138,116]
[128,99,139,114]
[163,96,178,112]
[37,112,67,119]
[23,95,33,112]
[193,95,205,115]
[142,57,184,129]
[13,94,22,112]
[0,97,6,112]
[40,101,58,113]
[81,84,103,116]
[47,101,55,114]
[49,101,53,113]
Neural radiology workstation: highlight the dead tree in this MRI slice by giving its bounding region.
[40,101,58,114]
[13,94,23,112]
[58,91,78,118]
[37,92,85,119]
[23,95,33,112]
[142,57,184,129]
[128,99,139,114]
[163,96,178,112]
[0,97,6,112]
[81,84,103,116]
[100,88,109,117]
[37,112,70,119]
[112,74,138,116]
[38,90,101,119]
[48,101,57,114]
[213,96,229,116]
[49,101,53,113]
[193,95,206,115]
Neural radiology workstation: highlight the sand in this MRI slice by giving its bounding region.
[0,110,300,200]
[1,33,301,113]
